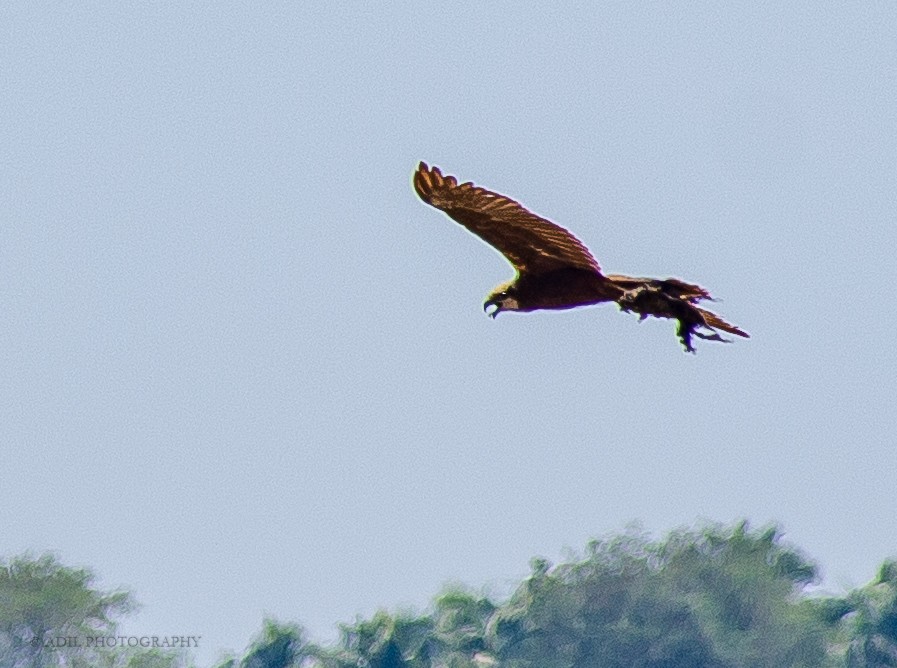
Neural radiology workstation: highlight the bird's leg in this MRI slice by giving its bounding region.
[676,320,697,354]
[620,284,732,352]
[677,321,732,352]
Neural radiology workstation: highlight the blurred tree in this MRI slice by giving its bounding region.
[488,523,833,668]
[0,552,132,667]
[317,610,419,668]
[488,532,719,667]
[313,589,495,668]
[13,524,896,668]
[428,588,495,665]
[0,553,190,668]
[238,619,309,668]
[824,560,897,667]
[658,522,833,667]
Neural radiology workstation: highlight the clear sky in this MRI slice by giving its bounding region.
[2,2,895,665]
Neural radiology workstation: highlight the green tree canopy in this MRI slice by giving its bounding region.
[7,525,897,668]
[315,523,846,668]
[0,553,190,668]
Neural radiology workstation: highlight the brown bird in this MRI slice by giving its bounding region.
[413,162,748,352]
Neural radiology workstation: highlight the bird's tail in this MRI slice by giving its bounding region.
[695,307,750,340]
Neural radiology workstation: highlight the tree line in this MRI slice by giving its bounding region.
[2,522,895,668]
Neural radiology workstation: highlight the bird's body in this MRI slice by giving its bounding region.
[413,162,748,352]
[493,267,623,312]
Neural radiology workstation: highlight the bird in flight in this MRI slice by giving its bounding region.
[413,162,748,352]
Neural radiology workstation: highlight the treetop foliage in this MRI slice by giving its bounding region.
[4,523,896,668]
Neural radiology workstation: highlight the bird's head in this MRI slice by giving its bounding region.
[484,281,520,318]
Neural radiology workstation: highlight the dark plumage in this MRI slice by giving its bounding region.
[413,162,748,352]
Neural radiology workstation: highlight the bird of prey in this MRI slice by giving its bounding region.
[413,162,748,352]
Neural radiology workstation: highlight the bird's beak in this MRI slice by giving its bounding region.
[484,298,501,319]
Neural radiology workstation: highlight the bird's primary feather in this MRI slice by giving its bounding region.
[413,162,602,275]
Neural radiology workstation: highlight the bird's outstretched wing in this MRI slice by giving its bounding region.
[413,162,601,275]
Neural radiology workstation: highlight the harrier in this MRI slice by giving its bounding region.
[413,162,748,352]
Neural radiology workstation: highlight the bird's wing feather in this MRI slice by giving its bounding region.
[413,162,601,275]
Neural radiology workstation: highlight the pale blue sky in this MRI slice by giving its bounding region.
[2,2,895,665]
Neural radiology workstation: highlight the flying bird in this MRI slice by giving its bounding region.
[413,162,748,352]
